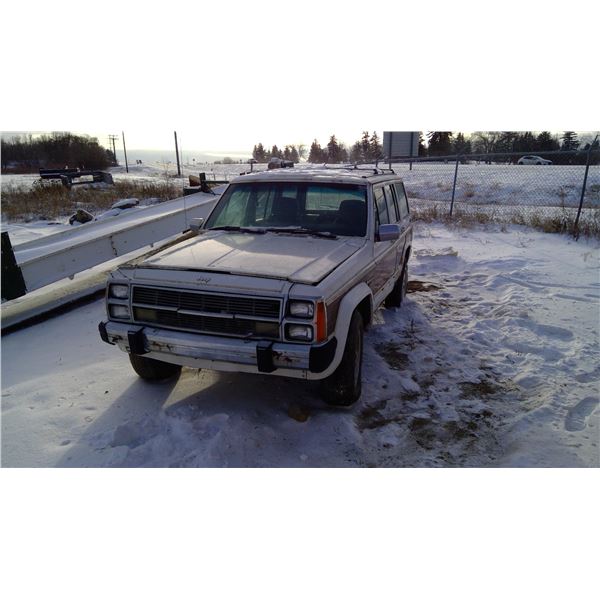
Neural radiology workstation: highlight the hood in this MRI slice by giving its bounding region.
[139,231,365,284]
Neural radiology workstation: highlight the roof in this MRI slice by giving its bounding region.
[230,166,403,186]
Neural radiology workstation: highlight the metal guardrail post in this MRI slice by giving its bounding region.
[450,155,460,216]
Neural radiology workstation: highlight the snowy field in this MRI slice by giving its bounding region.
[2,222,598,468]
[0,162,257,191]
[3,162,599,209]
[395,162,600,208]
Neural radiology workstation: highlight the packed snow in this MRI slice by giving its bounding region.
[2,222,598,467]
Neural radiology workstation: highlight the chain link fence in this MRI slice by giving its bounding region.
[390,150,600,236]
[183,151,600,236]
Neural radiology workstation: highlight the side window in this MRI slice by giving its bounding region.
[374,187,389,225]
[253,185,274,224]
[393,183,409,220]
[385,185,400,222]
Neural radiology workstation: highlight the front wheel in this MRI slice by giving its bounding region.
[129,353,182,381]
[320,310,363,407]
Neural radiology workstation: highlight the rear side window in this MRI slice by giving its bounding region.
[384,184,400,222]
[394,183,409,220]
[374,187,389,225]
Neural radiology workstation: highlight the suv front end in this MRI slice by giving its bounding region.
[99,271,338,379]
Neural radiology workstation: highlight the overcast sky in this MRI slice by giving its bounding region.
[2,2,598,159]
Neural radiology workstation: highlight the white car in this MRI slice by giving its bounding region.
[517,155,552,165]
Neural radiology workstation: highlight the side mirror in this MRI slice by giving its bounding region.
[189,217,204,234]
[377,223,401,242]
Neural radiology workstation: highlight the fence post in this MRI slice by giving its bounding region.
[574,141,596,238]
[450,155,460,216]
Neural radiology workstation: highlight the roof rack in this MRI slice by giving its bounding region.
[317,162,396,175]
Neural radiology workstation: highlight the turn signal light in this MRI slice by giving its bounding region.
[315,301,327,343]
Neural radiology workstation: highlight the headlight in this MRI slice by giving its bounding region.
[288,300,314,318]
[109,284,129,299]
[286,324,313,342]
[109,304,130,319]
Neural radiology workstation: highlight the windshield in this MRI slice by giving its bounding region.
[205,182,368,237]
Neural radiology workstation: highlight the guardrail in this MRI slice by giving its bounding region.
[2,190,220,300]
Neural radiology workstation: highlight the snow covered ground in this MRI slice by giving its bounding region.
[395,162,600,208]
[4,162,598,209]
[2,222,598,467]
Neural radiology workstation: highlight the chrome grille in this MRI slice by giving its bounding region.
[131,286,281,340]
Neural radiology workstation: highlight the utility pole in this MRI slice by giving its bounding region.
[122,131,129,173]
[174,130,181,177]
[108,134,119,165]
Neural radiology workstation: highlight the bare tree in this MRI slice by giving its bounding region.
[471,131,500,154]
[295,144,307,160]
[471,131,501,162]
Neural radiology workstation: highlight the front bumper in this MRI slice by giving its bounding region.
[99,321,337,378]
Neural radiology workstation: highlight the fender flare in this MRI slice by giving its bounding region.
[308,282,372,380]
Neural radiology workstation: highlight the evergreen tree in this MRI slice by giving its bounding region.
[308,139,324,163]
[360,131,371,161]
[427,132,453,156]
[289,146,299,162]
[369,131,383,161]
[327,135,342,163]
[514,132,536,153]
[339,143,349,163]
[452,132,471,155]
[418,133,426,156]
[496,132,519,154]
[535,131,559,152]
[253,143,267,162]
[349,141,362,163]
[283,146,291,160]
[561,131,579,151]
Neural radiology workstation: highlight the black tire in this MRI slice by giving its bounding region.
[385,261,408,308]
[320,310,363,407]
[129,353,182,381]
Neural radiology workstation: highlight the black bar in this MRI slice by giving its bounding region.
[574,148,593,236]
[256,340,276,373]
[128,329,147,354]
[309,337,337,373]
[450,156,460,216]
[122,131,129,173]
[1,231,28,300]
[174,131,181,177]
[39,168,80,178]
[98,321,114,345]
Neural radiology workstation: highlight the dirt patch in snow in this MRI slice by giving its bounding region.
[407,280,442,293]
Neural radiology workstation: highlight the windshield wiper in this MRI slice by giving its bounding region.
[265,227,338,239]
[208,226,266,234]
